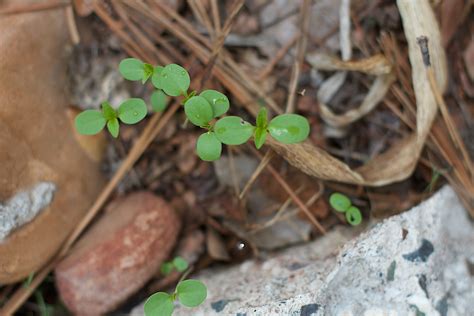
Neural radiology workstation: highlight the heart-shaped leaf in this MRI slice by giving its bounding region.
[268,114,310,144]
[75,110,106,135]
[199,90,229,117]
[156,64,190,96]
[184,96,213,127]
[196,132,222,161]
[346,206,362,226]
[329,193,351,213]
[144,292,174,316]
[119,58,144,81]
[214,116,255,145]
[118,98,147,124]
[150,90,168,112]
[176,280,207,307]
[107,117,120,138]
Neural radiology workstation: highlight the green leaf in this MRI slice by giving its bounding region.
[329,193,351,212]
[196,132,222,161]
[256,107,268,128]
[142,63,154,84]
[346,206,362,226]
[199,90,229,117]
[118,98,147,124]
[156,64,190,96]
[268,114,310,144]
[172,256,189,272]
[144,292,174,316]
[253,127,267,149]
[214,116,255,145]
[75,110,106,135]
[176,280,207,307]
[184,96,213,127]
[101,101,116,121]
[107,118,120,138]
[150,90,168,112]
[119,58,144,81]
[151,66,164,89]
[160,262,174,276]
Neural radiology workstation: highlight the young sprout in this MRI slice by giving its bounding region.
[329,192,363,226]
[75,99,147,138]
[146,257,206,316]
[75,57,312,160]
[160,256,189,275]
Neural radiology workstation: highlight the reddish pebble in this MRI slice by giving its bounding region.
[55,192,181,315]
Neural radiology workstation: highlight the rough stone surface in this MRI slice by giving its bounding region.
[55,192,181,315]
[0,182,55,241]
[0,2,105,283]
[132,186,474,315]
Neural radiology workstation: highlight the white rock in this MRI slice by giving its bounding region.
[0,182,56,241]
[133,186,474,315]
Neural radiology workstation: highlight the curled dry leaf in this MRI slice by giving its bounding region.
[267,0,446,187]
[308,0,398,128]
[307,53,393,76]
[315,56,396,127]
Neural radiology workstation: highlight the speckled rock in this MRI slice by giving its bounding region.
[55,192,181,315]
[0,1,105,283]
[132,186,474,315]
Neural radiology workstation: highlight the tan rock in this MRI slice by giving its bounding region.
[0,6,104,282]
[55,192,181,315]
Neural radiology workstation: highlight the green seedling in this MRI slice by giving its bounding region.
[75,57,311,161]
[329,192,363,226]
[75,99,147,138]
[146,257,206,316]
[160,256,189,275]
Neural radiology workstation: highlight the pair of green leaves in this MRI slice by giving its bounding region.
[184,90,230,127]
[329,193,362,226]
[214,110,310,147]
[120,58,192,98]
[144,280,207,316]
[160,256,189,276]
[196,115,254,161]
[196,109,310,161]
[212,108,309,149]
[75,99,147,138]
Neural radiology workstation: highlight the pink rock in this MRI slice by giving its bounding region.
[55,192,181,315]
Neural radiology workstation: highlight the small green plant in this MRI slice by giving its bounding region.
[145,257,207,316]
[74,58,311,161]
[329,192,362,226]
[160,256,189,275]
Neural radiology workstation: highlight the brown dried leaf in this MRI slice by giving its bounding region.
[206,227,231,261]
[267,0,446,187]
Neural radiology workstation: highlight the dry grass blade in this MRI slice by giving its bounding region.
[285,0,311,113]
[250,148,327,235]
[0,0,69,15]
[239,150,273,200]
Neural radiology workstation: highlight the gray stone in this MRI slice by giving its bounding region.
[0,182,56,241]
[131,186,474,315]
